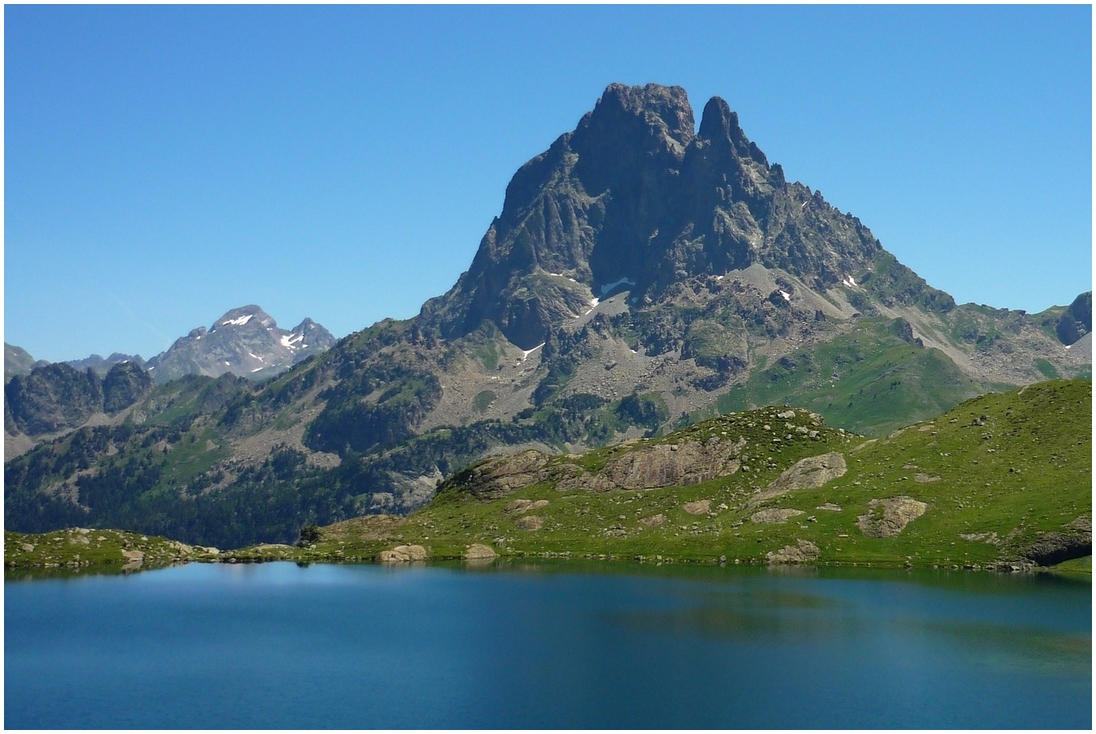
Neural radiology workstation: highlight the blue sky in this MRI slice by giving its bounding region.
[5,5,1091,363]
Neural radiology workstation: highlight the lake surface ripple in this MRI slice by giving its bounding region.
[6,561,1091,729]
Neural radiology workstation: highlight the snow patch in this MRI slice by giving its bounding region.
[842,275,857,288]
[224,361,231,366]
[583,297,600,316]
[247,352,266,363]
[600,276,636,296]
[715,275,724,281]
[251,367,263,373]
[220,314,254,327]
[281,333,305,350]
[779,290,791,302]
[548,272,579,284]
[520,343,545,360]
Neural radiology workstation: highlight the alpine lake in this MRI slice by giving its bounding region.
[5,560,1091,729]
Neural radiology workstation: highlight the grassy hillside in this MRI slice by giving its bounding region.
[704,317,986,437]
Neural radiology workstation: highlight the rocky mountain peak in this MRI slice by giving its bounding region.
[421,82,894,349]
[146,305,335,383]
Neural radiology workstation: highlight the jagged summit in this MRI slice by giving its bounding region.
[210,304,278,332]
[421,82,925,349]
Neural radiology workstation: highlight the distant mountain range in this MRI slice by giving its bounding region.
[4,306,335,452]
[4,83,1090,549]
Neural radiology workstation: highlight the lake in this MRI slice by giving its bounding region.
[5,561,1091,729]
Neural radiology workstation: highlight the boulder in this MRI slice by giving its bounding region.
[766,539,821,564]
[464,544,498,561]
[761,452,846,498]
[377,544,428,563]
[856,497,927,538]
[683,499,711,515]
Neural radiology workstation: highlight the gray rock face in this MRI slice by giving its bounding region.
[766,539,821,564]
[752,452,847,506]
[4,343,47,382]
[5,359,154,437]
[1020,514,1092,565]
[145,305,336,384]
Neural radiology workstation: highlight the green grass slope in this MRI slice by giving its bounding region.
[296,380,1089,571]
[708,317,986,437]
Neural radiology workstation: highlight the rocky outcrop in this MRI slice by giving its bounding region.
[452,450,553,500]
[5,362,105,435]
[1019,514,1092,565]
[751,452,847,505]
[683,499,711,515]
[515,515,544,531]
[856,497,927,538]
[102,361,154,414]
[1056,292,1092,346]
[506,498,549,514]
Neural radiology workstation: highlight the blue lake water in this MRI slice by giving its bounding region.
[5,561,1091,729]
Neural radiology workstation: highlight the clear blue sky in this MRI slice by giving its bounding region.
[5,5,1091,363]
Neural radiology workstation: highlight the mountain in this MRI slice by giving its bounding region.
[4,83,1090,549]
[145,305,336,384]
[4,308,338,462]
[66,353,146,377]
[4,343,49,382]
